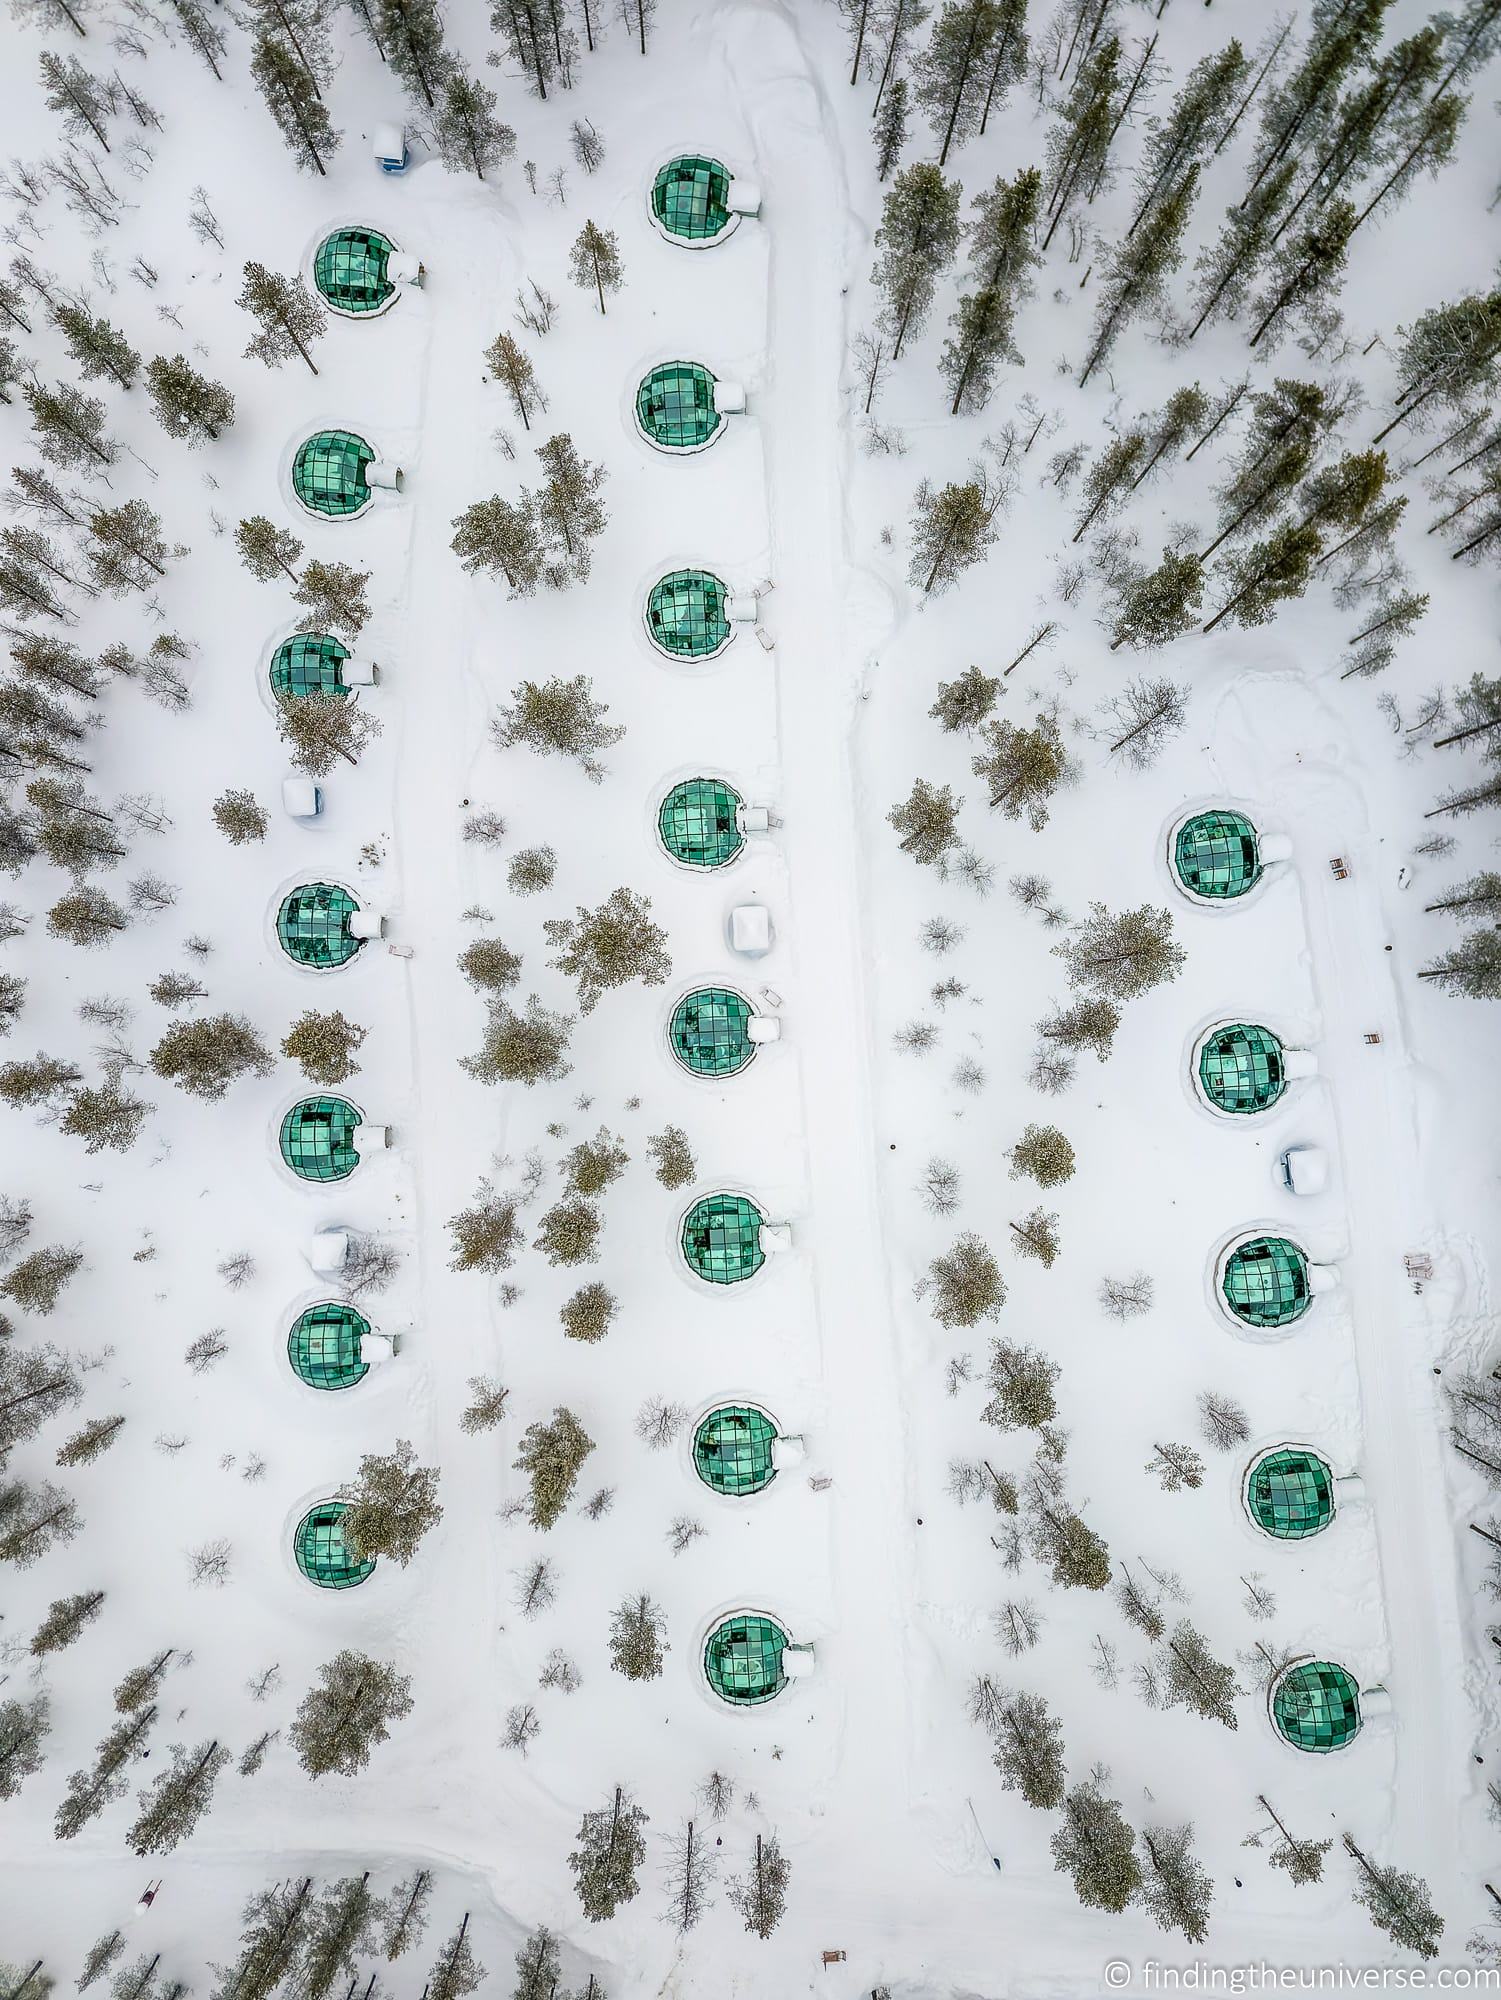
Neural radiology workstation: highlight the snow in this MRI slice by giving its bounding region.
[1,0,1499,1992]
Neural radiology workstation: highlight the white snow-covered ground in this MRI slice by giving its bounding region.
[2,0,1500,1992]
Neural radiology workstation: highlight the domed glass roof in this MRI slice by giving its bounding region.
[280,1097,363,1183]
[1246,1447,1335,1540]
[681,1192,766,1286]
[269,632,351,700]
[288,1301,370,1391]
[646,569,732,658]
[636,362,722,451]
[1198,1023,1286,1114]
[314,227,397,314]
[277,882,363,970]
[669,988,755,1078]
[294,1500,375,1588]
[658,778,744,870]
[1174,810,1262,900]
[704,1611,788,1704]
[693,1405,778,1497]
[293,430,374,518]
[651,156,733,241]
[1222,1236,1311,1328]
[1272,1660,1361,1753]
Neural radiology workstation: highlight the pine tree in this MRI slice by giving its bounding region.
[376,0,446,107]
[39,52,112,150]
[1140,1824,1213,1942]
[1029,1494,1110,1588]
[113,1653,172,1714]
[1204,378,1333,560]
[382,1872,431,1960]
[493,0,560,99]
[1375,290,1501,445]
[888,778,962,867]
[213,790,270,845]
[59,1086,148,1154]
[1009,1207,1060,1267]
[1042,35,1123,252]
[1242,0,1391,208]
[663,1819,716,1933]
[145,356,234,445]
[1104,677,1188,769]
[126,1738,229,1854]
[570,1784,649,1920]
[1109,546,1204,650]
[914,0,1004,166]
[1162,1621,1239,1728]
[1008,1124,1074,1187]
[425,1917,483,2000]
[0,1692,50,1801]
[250,36,339,175]
[930,664,999,734]
[0,1340,80,1459]
[282,1008,365,1085]
[534,433,608,582]
[458,937,522,993]
[211,1879,315,2000]
[461,995,573,1086]
[1,1250,83,1317]
[1203,522,1323,633]
[109,1953,161,2000]
[448,1184,522,1271]
[238,262,327,374]
[25,381,117,474]
[77,1937,125,1991]
[983,1340,1059,1429]
[429,62,515,178]
[1186,159,1297,341]
[53,305,137,390]
[510,1928,560,2000]
[928,1233,1005,1328]
[1258,1796,1331,1885]
[514,1407,594,1527]
[30,1589,103,1656]
[84,501,175,594]
[277,691,381,774]
[293,559,369,637]
[1051,1782,1142,1912]
[872,73,909,180]
[1418,928,1501,998]
[168,0,227,74]
[451,494,544,593]
[560,1282,617,1344]
[1128,43,1248,242]
[290,1651,414,1778]
[909,470,1003,593]
[48,888,128,948]
[993,1690,1066,1809]
[485,334,545,431]
[972,714,1070,827]
[569,221,623,315]
[1246,200,1353,350]
[648,1126,695,1189]
[1344,1836,1444,1958]
[608,1593,667,1680]
[149,1014,271,1100]
[871,164,963,359]
[1426,872,1501,919]
[1080,166,1199,387]
[235,514,304,581]
[727,1831,790,1939]
[338,1440,442,1566]
[53,1706,153,1838]
[544,888,670,1013]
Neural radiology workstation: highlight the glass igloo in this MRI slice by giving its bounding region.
[292,430,375,518]
[268,633,351,701]
[1272,1660,1361,1753]
[1245,1446,1335,1540]
[651,156,734,242]
[314,227,397,315]
[669,988,756,1078]
[693,1405,778,1497]
[635,362,722,452]
[1221,1235,1312,1329]
[1197,1023,1286,1115]
[704,1611,788,1705]
[287,1301,371,1391]
[657,778,745,870]
[276,882,364,971]
[681,1192,766,1286]
[1173,809,1262,901]
[294,1500,375,1589]
[645,569,732,659]
[280,1097,364,1183]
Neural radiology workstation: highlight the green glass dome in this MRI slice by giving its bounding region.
[292,430,374,518]
[636,362,722,452]
[651,156,733,241]
[277,882,363,970]
[681,1193,766,1286]
[314,228,396,314]
[646,569,732,659]
[1272,1660,1361,1753]
[1246,1447,1335,1540]
[1174,810,1262,900]
[294,1500,375,1589]
[704,1611,788,1705]
[1221,1235,1312,1329]
[269,632,351,701]
[1198,1023,1286,1115]
[693,1405,778,1497]
[669,988,755,1078]
[288,1301,370,1391]
[658,778,744,870]
[280,1097,363,1183]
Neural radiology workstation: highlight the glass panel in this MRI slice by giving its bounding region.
[636,363,722,451]
[658,777,744,869]
[1198,1023,1286,1114]
[693,1405,778,1497]
[1173,809,1262,899]
[651,156,732,241]
[1247,1447,1335,1539]
[292,430,375,517]
[287,1301,370,1391]
[276,882,363,970]
[646,569,731,659]
[669,988,755,1078]
[704,1612,788,1704]
[268,632,351,700]
[1222,1236,1311,1328]
[1272,1661,1361,1752]
[680,1192,765,1285]
[280,1096,363,1183]
[294,1500,375,1588]
[313,227,396,313]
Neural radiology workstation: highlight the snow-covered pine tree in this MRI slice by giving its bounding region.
[982,1341,1059,1430]
[53,305,137,389]
[491,0,561,99]
[113,1652,172,1714]
[425,1916,484,2000]
[662,1819,716,1934]
[47,888,128,949]
[608,1593,667,1680]
[126,1739,229,1854]
[1080,164,1199,386]
[1344,1836,1444,1959]
[927,1233,1005,1328]
[1425,872,1501,920]
[872,73,909,180]
[238,262,327,374]
[250,36,340,176]
[461,996,574,1086]
[210,1879,315,2000]
[1009,1207,1060,1267]
[77,1936,125,1990]
[514,1408,594,1526]
[53,1706,153,1839]
[993,1690,1066,1809]
[510,1928,560,2000]
[168,0,227,75]
[1126,42,1248,242]
[84,501,176,594]
[1258,1796,1331,1884]
[1007,1124,1074,1187]
[1241,0,1391,209]
[1129,385,1210,490]
[38,52,112,149]
[888,778,961,866]
[1140,1824,1213,1942]
[376,0,446,107]
[1246,200,1353,350]
[913,0,1004,166]
[1109,546,1204,650]
[1184,160,1297,341]
[0,1251,83,1317]
[451,494,544,593]
[544,888,669,1013]
[1161,1620,1239,1728]
[59,1087,148,1154]
[245,0,332,90]
[276,691,382,774]
[871,163,962,359]
[337,1440,442,1565]
[908,469,1003,592]
[381,1871,431,1960]
[1051,1782,1142,1912]
[24,381,117,474]
[1054,902,1183,1000]
[1042,35,1122,251]
[569,1784,649,1919]
[429,63,515,178]
[728,1832,790,1940]
[290,1651,413,1778]
[1417,929,1501,998]
[1202,377,1333,560]
[532,1196,600,1267]
[148,1014,272,1100]
[235,514,304,582]
[1102,677,1188,770]
[568,221,623,315]
[144,357,234,445]
[971,714,1070,828]
[0,1693,51,1800]
[30,1588,104,1655]
[282,1007,365,1084]
[1203,522,1323,633]
[534,433,608,582]
[1028,1492,1111,1589]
